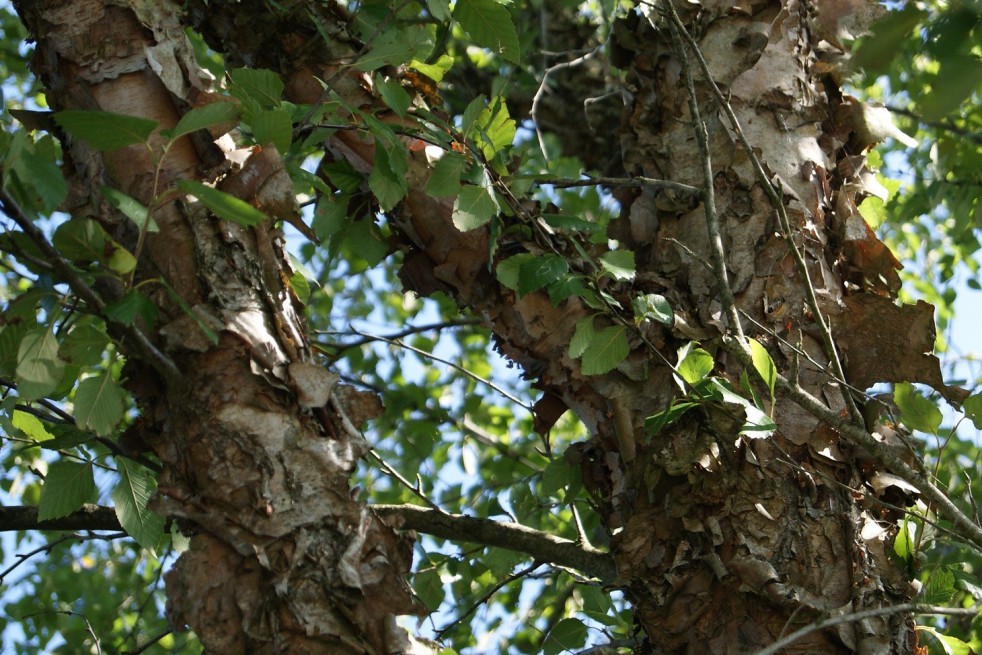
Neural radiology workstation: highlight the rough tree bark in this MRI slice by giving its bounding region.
[13,0,957,653]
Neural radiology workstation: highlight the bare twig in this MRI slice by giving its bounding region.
[325,318,481,351]
[750,604,980,655]
[436,561,543,638]
[532,48,601,160]
[658,3,744,343]
[524,174,700,197]
[343,327,534,412]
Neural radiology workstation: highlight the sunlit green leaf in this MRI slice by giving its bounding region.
[894,382,942,433]
[12,410,53,442]
[178,179,268,226]
[599,250,635,281]
[632,293,673,325]
[676,343,714,387]
[748,339,776,407]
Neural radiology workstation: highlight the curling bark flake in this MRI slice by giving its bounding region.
[16,1,422,653]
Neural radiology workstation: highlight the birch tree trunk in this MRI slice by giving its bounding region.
[14,0,956,653]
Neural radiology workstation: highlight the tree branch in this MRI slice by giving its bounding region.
[0,503,618,582]
[373,504,617,582]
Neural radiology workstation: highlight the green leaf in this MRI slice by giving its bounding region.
[894,382,942,433]
[74,374,127,436]
[250,108,292,153]
[54,110,157,151]
[454,0,521,64]
[547,275,589,305]
[410,55,454,82]
[541,457,575,496]
[676,343,714,387]
[322,159,364,194]
[471,96,515,159]
[920,55,982,121]
[312,196,349,241]
[568,316,595,359]
[38,461,95,521]
[104,291,158,328]
[228,67,284,107]
[16,329,66,402]
[644,401,699,436]
[101,187,158,232]
[113,460,165,554]
[9,148,68,214]
[165,100,241,140]
[355,26,434,71]
[52,218,107,262]
[178,179,268,226]
[851,7,928,76]
[369,140,410,211]
[581,325,629,376]
[748,339,777,407]
[964,393,982,430]
[517,254,569,297]
[452,184,498,231]
[541,213,602,233]
[345,220,389,267]
[922,565,956,605]
[917,626,972,655]
[375,75,412,117]
[599,250,635,280]
[496,252,534,290]
[632,293,673,326]
[59,322,109,367]
[413,567,445,611]
[105,243,137,275]
[426,152,467,197]
[894,516,917,562]
[426,0,452,21]
[543,618,587,655]
[12,410,53,443]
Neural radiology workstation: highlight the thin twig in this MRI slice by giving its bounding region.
[325,318,481,351]
[524,174,700,197]
[532,48,601,160]
[749,604,980,655]
[343,328,534,412]
[886,104,982,145]
[659,3,744,343]
[436,561,543,638]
